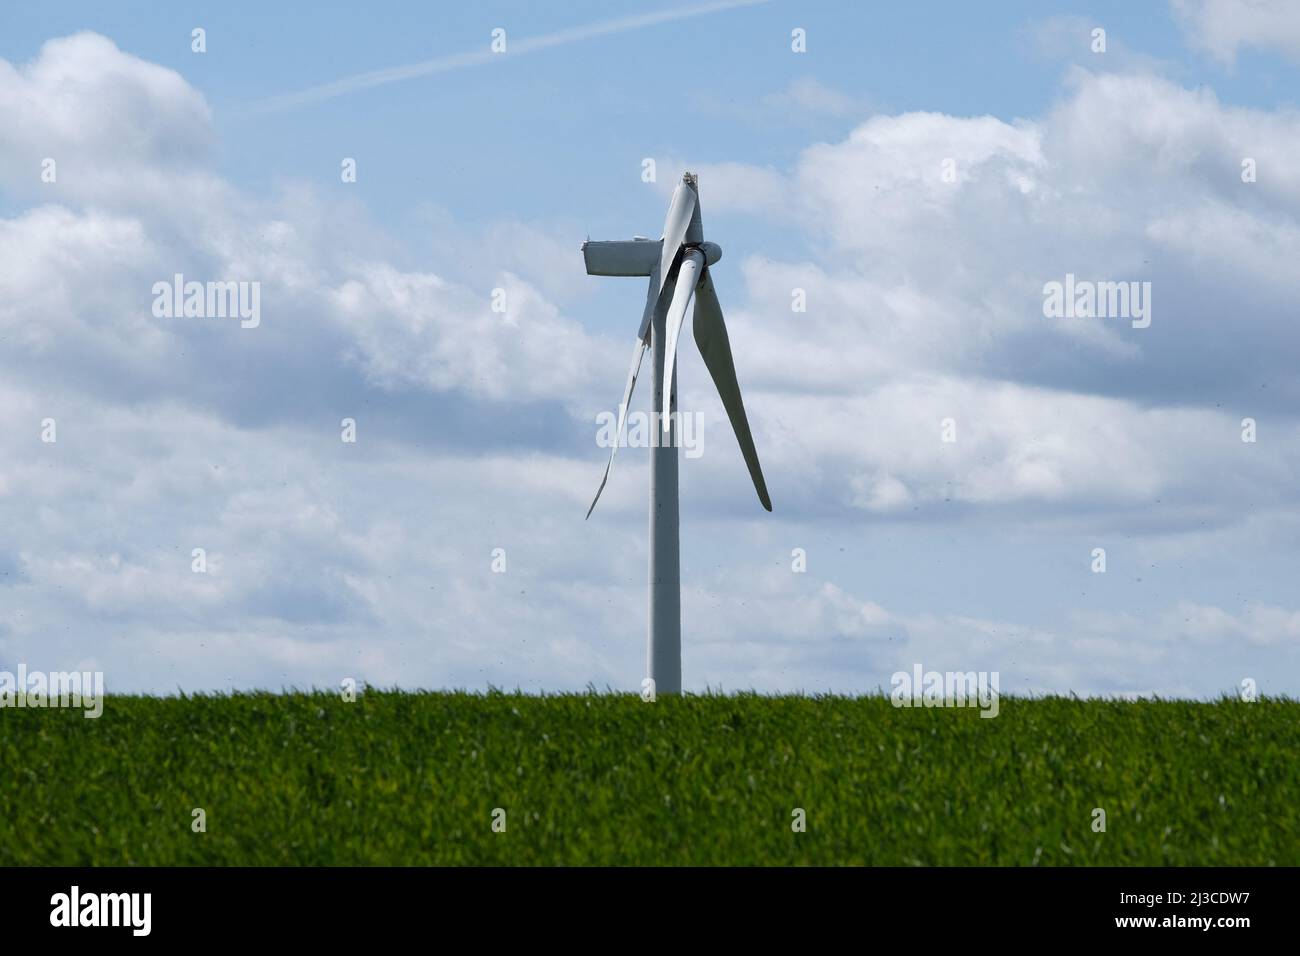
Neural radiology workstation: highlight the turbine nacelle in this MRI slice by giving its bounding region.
[581,238,719,276]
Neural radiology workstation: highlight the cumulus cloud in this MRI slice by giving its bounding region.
[333,266,606,404]
[0,35,625,691]
[680,68,1300,520]
[0,32,215,205]
[1172,0,1300,63]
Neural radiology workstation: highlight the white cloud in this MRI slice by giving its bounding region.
[687,66,1300,440]
[1172,0,1300,63]
[0,33,215,204]
[332,265,607,404]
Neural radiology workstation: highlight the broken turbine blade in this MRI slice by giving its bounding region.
[637,254,665,343]
[656,179,696,302]
[660,248,705,431]
[586,338,650,519]
[692,269,772,511]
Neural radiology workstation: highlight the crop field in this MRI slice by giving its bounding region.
[1,691,1295,866]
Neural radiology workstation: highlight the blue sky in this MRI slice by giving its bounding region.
[1,1,1299,697]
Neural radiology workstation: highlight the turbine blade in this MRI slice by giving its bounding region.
[586,338,649,519]
[636,255,664,342]
[684,180,704,244]
[692,269,772,511]
[661,249,704,430]
[656,180,696,300]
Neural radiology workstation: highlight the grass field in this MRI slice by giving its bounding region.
[1,691,1295,865]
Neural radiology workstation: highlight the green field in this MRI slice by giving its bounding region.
[2,691,1295,865]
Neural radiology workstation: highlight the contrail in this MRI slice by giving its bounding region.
[251,0,772,114]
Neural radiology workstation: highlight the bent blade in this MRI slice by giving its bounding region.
[692,269,772,511]
[661,249,704,431]
[636,255,664,343]
[656,180,696,301]
[684,179,704,245]
[587,338,649,519]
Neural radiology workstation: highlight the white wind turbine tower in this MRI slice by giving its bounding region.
[583,171,772,696]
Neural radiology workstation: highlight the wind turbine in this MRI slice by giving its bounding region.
[582,171,772,696]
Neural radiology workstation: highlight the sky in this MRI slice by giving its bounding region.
[1,0,1299,697]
